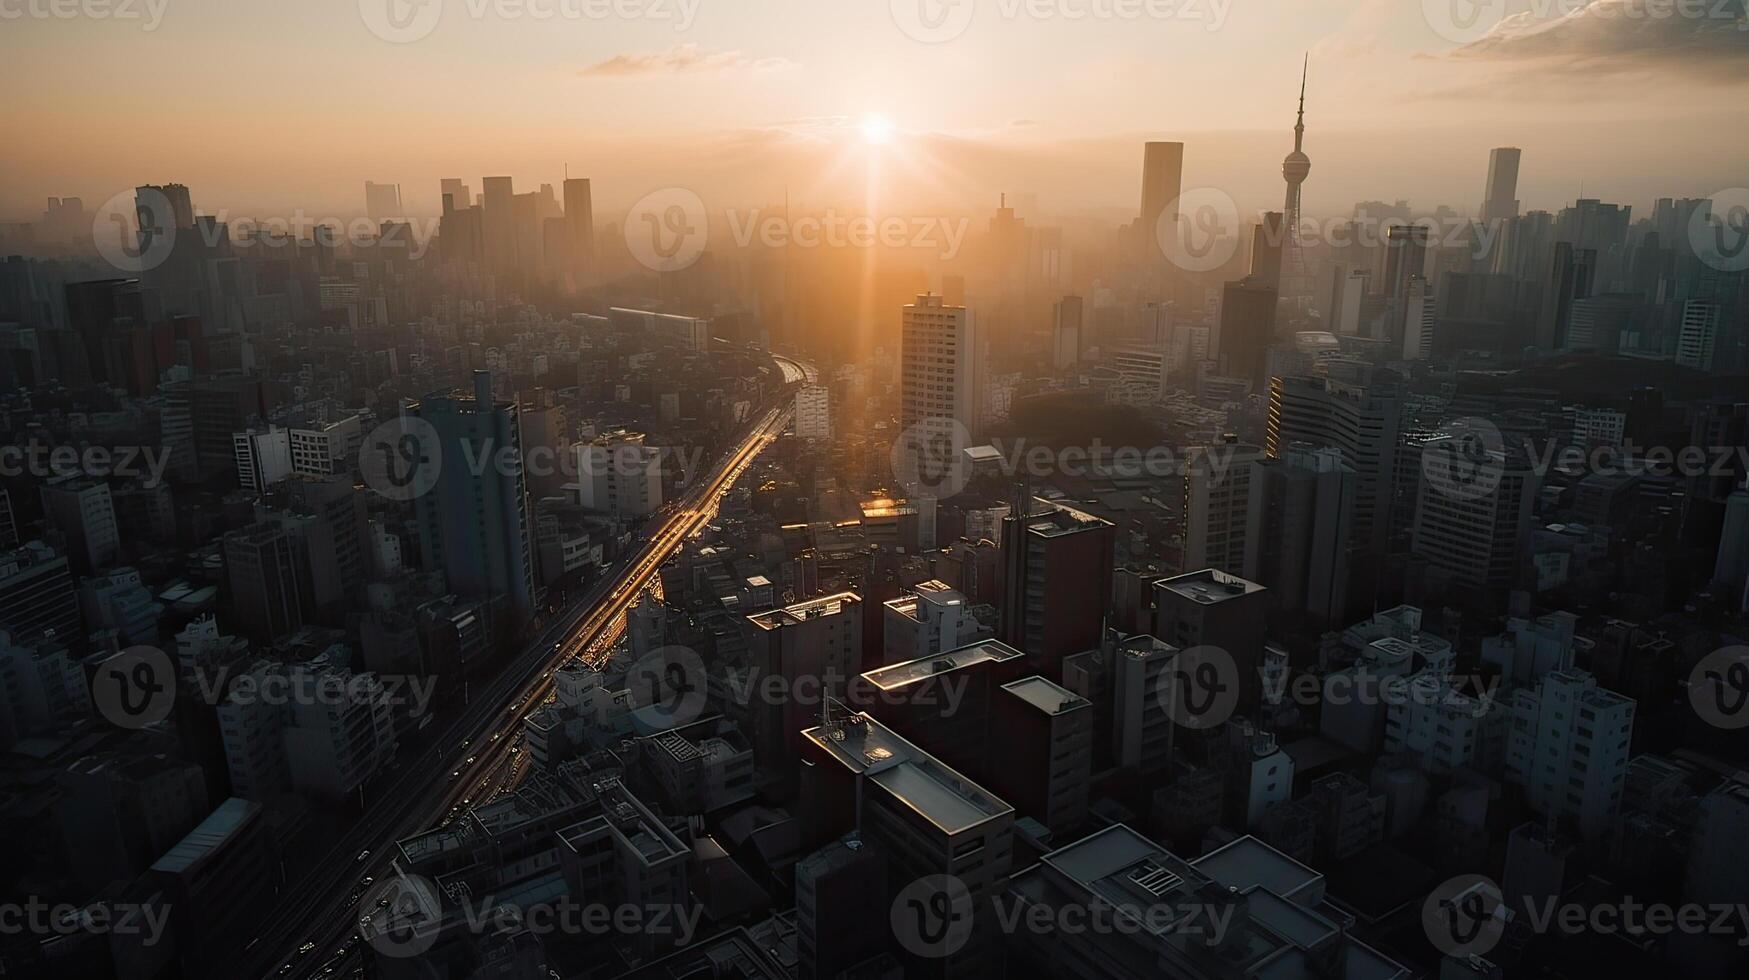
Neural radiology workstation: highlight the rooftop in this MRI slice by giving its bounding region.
[802,712,1011,835]
[746,591,861,630]
[1001,676,1089,716]
[862,639,1025,692]
[151,797,259,876]
[1155,568,1267,604]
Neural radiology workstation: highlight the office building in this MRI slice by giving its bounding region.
[1677,299,1721,371]
[0,630,92,747]
[288,415,363,478]
[881,579,983,665]
[413,371,537,629]
[39,477,119,573]
[989,676,1092,834]
[364,181,402,221]
[1534,241,1597,350]
[1217,278,1279,386]
[1006,825,1408,980]
[1182,442,1267,579]
[1111,635,1178,775]
[149,798,276,979]
[1257,444,1355,625]
[575,430,663,519]
[740,592,864,779]
[900,294,979,438]
[1400,276,1436,360]
[1381,222,1429,300]
[233,427,292,493]
[795,834,887,980]
[1138,141,1185,244]
[1152,569,1269,708]
[999,499,1115,679]
[562,177,595,289]
[795,385,831,440]
[1052,294,1083,370]
[799,710,1013,980]
[1480,147,1522,224]
[859,638,1028,778]
[1503,668,1634,845]
[0,541,82,647]
[1410,441,1540,598]
[1266,374,1402,557]
[222,521,307,642]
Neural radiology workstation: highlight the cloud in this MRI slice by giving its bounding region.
[581,44,797,78]
[1443,0,1749,82]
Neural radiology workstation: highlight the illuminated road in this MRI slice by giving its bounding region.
[250,368,802,980]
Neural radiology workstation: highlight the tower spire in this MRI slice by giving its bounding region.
[1294,54,1308,153]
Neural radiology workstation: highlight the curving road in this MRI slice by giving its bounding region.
[248,365,804,980]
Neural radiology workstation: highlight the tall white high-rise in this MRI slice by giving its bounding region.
[795,385,831,440]
[900,294,979,439]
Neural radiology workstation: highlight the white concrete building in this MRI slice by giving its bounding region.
[881,579,984,665]
[575,431,663,518]
[1503,668,1634,844]
[900,293,979,439]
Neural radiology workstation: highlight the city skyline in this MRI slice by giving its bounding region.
[4,1,1749,218]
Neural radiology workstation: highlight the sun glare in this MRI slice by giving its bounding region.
[860,114,894,145]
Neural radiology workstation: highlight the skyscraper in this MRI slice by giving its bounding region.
[1138,140,1184,246]
[1410,440,1540,599]
[363,181,402,221]
[413,371,537,632]
[1216,278,1279,386]
[1051,294,1083,370]
[562,177,595,290]
[900,293,979,437]
[438,177,472,211]
[1534,241,1597,350]
[1480,147,1522,224]
[1381,222,1429,300]
[135,183,195,230]
[481,175,517,278]
[999,498,1115,680]
[1266,374,1402,558]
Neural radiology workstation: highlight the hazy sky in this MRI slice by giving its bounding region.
[3,0,1747,222]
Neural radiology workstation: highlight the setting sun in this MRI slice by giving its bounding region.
[860,114,894,145]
